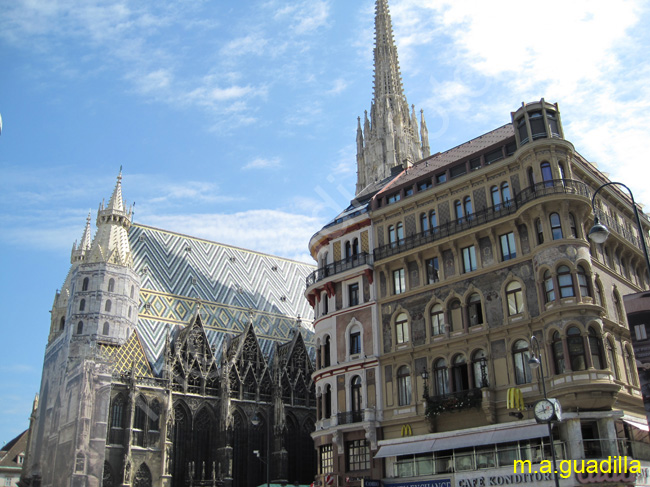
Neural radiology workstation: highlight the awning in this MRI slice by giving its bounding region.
[375,423,550,458]
[623,418,650,432]
[375,439,436,458]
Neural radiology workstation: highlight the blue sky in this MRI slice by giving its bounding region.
[1,0,650,444]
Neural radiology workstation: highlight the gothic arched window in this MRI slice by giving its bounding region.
[133,463,152,487]
[82,277,89,291]
[105,300,112,312]
[108,278,115,292]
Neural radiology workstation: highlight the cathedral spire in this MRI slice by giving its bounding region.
[355,0,430,195]
[373,0,405,104]
[86,170,134,267]
[70,212,93,264]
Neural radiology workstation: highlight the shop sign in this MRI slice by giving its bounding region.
[386,480,451,487]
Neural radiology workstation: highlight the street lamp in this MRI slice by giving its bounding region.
[528,335,560,487]
[251,411,271,487]
[587,181,650,284]
[421,367,429,399]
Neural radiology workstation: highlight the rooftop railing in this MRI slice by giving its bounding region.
[374,179,591,261]
[306,252,372,288]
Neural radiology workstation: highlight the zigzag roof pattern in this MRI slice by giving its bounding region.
[128,224,316,375]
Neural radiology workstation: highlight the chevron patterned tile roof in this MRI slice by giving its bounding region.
[129,224,316,375]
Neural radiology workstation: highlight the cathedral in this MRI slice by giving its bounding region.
[20,172,318,487]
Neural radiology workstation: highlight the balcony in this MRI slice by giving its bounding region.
[425,388,482,419]
[337,410,364,425]
[306,252,372,288]
[374,179,591,262]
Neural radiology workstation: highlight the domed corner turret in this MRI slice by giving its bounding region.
[511,98,564,148]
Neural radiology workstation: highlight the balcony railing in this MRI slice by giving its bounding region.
[337,410,364,425]
[306,252,372,288]
[425,388,482,418]
[374,179,590,261]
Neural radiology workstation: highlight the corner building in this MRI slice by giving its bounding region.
[307,1,650,486]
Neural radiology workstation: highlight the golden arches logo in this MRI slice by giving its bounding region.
[507,388,525,411]
[401,424,413,437]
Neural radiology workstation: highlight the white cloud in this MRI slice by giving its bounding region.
[326,78,348,96]
[242,157,282,170]
[273,0,331,35]
[221,34,269,57]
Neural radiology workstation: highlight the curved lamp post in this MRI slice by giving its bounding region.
[528,336,560,487]
[587,182,650,285]
[251,412,271,487]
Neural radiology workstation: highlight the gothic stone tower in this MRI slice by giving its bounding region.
[23,171,140,487]
[355,0,430,195]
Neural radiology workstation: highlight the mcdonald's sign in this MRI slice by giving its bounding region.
[401,424,413,437]
[506,388,525,411]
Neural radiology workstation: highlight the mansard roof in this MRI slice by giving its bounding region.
[376,123,515,196]
[129,224,315,374]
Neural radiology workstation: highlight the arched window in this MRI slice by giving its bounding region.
[512,340,532,384]
[541,162,553,186]
[133,396,147,447]
[102,322,110,335]
[395,313,409,344]
[557,265,575,298]
[133,463,152,487]
[464,197,473,220]
[76,321,83,335]
[345,241,352,260]
[433,358,449,396]
[528,167,536,186]
[472,350,488,388]
[430,210,438,230]
[420,213,429,233]
[567,326,587,371]
[397,366,411,406]
[552,331,565,374]
[108,394,126,444]
[451,354,469,392]
[577,265,591,297]
[544,270,556,303]
[128,306,132,318]
[625,345,638,387]
[388,225,396,246]
[449,299,462,331]
[323,336,331,368]
[536,219,544,244]
[501,182,511,206]
[105,300,112,312]
[506,282,524,316]
[607,339,619,380]
[325,385,332,418]
[82,277,89,291]
[588,327,605,369]
[59,317,65,331]
[559,162,566,179]
[130,285,135,299]
[595,279,604,307]
[568,213,577,238]
[430,304,445,336]
[614,291,625,324]
[550,213,563,240]
[351,376,362,413]
[491,186,501,209]
[148,399,161,445]
[79,299,86,312]
[468,293,483,326]
[396,222,404,242]
[108,278,115,292]
[352,238,359,256]
[455,200,463,221]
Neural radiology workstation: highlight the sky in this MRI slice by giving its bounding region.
[1,0,650,444]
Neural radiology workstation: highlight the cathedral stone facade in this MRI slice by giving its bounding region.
[21,174,317,487]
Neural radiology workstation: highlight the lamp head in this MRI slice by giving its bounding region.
[421,369,429,380]
[528,355,541,370]
[588,216,609,244]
